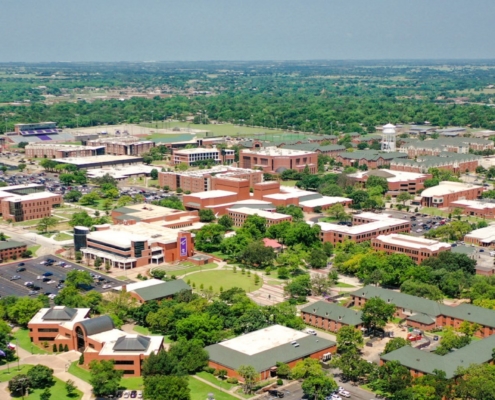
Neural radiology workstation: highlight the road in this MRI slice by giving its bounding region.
[276,379,377,400]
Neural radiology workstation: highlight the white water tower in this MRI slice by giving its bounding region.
[381,123,396,152]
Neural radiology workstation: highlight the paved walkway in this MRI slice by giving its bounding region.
[0,346,92,400]
[192,375,244,400]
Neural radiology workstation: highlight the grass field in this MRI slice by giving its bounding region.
[141,121,315,141]
[196,372,237,390]
[14,329,48,354]
[187,270,261,293]
[280,180,298,187]
[189,377,238,400]
[69,362,144,390]
[153,262,218,277]
[27,244,41,256]
[0,364,33,382]
[54,232,73,241]
[335,282,355,288]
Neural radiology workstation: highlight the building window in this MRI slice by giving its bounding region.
[115,360,135,365]
[38,328,59,333]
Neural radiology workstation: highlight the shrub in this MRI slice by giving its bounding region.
[277,379,283,386]
[58,344,63,352]
[227,377,238,384]
[52,344,57,353]
[213,369,220,376]
[78,354,84,365]
[64,344,69,352]
[203,366,216,374]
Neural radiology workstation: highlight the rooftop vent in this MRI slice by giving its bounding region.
[293,342,300,347]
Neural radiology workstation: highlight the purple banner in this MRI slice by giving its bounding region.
[180,237,187,256]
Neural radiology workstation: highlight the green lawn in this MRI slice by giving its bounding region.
[0,364,33,382]
[335,282,355,288]
[153,263,218,277]
[13,329,48,355]
[280,180,297,187]
[27,377,82,400]
[189,376,238,400]
[27,244,41,256]
[133,325,151,335]
[54,232,73,241]
[196,372,237,390]
[187,270,261,293]
[68,362,144,390]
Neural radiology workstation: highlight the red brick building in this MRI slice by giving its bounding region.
[449,200,495,219]
[390,154,481,174]
[336,150,407,169]
[205,325,336,381]
[316,212,411,245]
[349,169,431,196]
[301,302,363,333]
[371,234,451,264]
[28,307,163,376]
[420,182,483,207]
[87,137,155,156]
[227,207,292,227]
[0,240,27,262]
[111,204,200,229]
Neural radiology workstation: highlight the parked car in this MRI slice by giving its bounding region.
[18,262,25,266]
[268,390,285,398]
[16,267,26,272]
[24,282,34,287]
[28,291,39,296]
[10,275,21,281]
[130,391,137,399]
[42,272,53,277]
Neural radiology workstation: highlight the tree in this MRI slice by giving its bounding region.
[361,297,396,333]
[144,375,190,400]
[27,364,54,389]
[65,380,77,397]
[194,223,225,252]
[307,248,327,269]
[79,191,100,206]
[371,360,412,396]
[18,163,27,172]
[7,297,43,326]
[150,168,159,180]
[284,274,311,300]
[89,360,123,397]
[291,358,323,380]
[310,275,333,296]
[396,191,413,205]
[65,270,94,288]
[452,207,463,220]
[302,375,338,400]
[366,176,388,193]
[21,249,33,258]
[336,326,364,353]
[240,240,276,268]
[174,313,224,345]
[327,203,349,221]
[40,388,51,400]
[199,209,216,222]
[117,195,133,207]
[68,211,94,227]
[36,216,58,233]
[275,362,291,379]
[383,337,410,355]
[64,190,83,202]
[218,214,234,230]
[8,374,30,396]
[177,162,189,171]
[276,205,304,221]
[94,257,102,269]
[167,339,209,375]
[455,363,495,400]
[322,242,334,257]
[237,365,258,394]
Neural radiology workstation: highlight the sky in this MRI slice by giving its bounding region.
[1,0,495,62]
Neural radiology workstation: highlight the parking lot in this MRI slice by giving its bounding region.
[0,255,126,298]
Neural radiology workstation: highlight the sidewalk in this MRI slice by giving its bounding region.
[0,347,92,400]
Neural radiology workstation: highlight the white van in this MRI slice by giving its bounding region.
[489,251,495,257]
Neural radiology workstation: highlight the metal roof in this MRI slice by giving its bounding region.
[113,335,151,352]
[0,240,26,250]
[382,334,495,378]
[80,315,115,336]
[42,306,78,321]
[301,301,363,326]
[133,279,191,301]
[206,332,335,373]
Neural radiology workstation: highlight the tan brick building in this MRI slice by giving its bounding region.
[28,307,163,376]
[25,143,105,159]
[111,204,200,229]
[86,137,155,156]
[371,234,451,264]
[158,166,263,193]
[172,148,235,166]
[240,147,318,174]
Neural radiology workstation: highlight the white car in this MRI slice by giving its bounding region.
[331,395,342,400]
[64,264,72,268]
[339,389,350,398]
[39,261,46,265]
[48,294,57,300]
[102,284,112,289]
[47,280,56,285]
[416,229,423,233]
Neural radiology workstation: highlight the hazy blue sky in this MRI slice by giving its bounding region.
[2,0,494,62]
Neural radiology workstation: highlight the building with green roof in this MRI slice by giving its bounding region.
[351,285,495,337]
[205,324,336,381]
[301,301,363,332]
